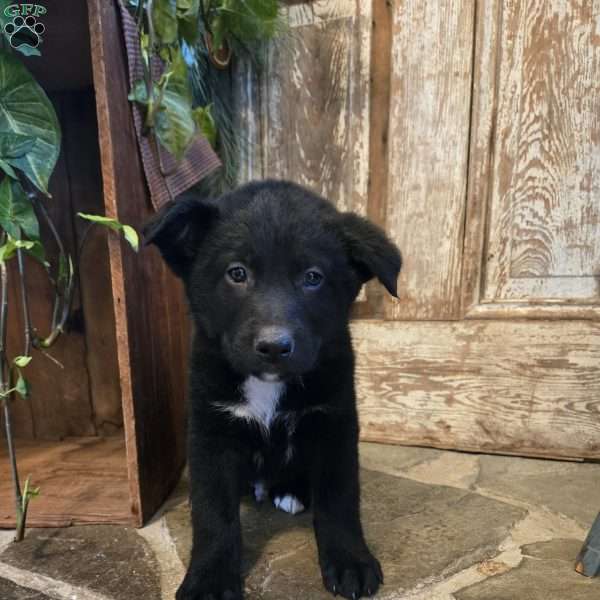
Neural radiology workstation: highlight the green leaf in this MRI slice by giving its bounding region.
[154,53,195,159]
[76,213,123,231]
[77,213,139,252]
[13,355,32,368]
[0,159,17,178]
[0,50,61,195]
[217,0,280,43]
[0,178,39,239]
[0,235,46,265]
[23,239,46,265]
[130,52,195,160]
[128,80,149,105]
[15,372,29,398]
[210,15,227,51]
[122,225,139,251]
[177,0,200,44]
[152,0,178,44]
[22,476,40,507]
[176,0,197,14]
[192,105,217,148]
[0,133,36,158]
[0,236,33,261]
[27,485,40,499]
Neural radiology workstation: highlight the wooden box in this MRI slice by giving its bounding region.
[0,0,188,528]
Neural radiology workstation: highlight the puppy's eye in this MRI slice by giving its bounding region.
[304,269,324,288]
[227,265,247,284]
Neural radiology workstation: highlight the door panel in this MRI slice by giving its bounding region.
[236,0,371,217]
[353,319,600,459]
[386,0,475,320]
[465,0,600,318]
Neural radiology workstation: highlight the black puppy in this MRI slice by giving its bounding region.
[145,180,401,600]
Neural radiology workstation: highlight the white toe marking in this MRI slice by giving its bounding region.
[254,481,267,502]
[274,494,305,515]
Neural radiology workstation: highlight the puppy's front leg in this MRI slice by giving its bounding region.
[312,423,383,600]
[177,436,244,600]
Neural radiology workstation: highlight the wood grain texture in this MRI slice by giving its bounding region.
[88,0,187,526]
[237,0,373,217]
[461,0,501,318]
[352,0,394,319]
[476,0,600,306]
[0,437,129,528]
[352,319,600,459]
[260,0,371,215]
[20,0,93,92]
[385,0,475,320]
[62,91,123,436]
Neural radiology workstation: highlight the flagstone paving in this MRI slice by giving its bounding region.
[0,577,52,600]
[1,443,599,599]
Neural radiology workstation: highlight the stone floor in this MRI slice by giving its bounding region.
[1,443,600,599]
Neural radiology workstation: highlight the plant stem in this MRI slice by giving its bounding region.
[143,0,157,130]
[33,196,66,326]
[29,194,74,348]
[16,250,33,356]
[0,256,24,541]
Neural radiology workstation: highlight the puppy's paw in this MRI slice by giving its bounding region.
[176,568,243,600]
[320,550,383,599]
[253,480,268,503]
[273,494,305,515]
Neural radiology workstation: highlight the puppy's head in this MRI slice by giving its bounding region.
[144,181,401,380]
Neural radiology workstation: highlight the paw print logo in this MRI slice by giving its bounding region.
[4,15,45,50]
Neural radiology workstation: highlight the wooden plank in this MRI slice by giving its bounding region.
[0,437,130,528]
[468,0,600,309]
[461,0,500,317]
[465,303,600,321]
[385,0,475,320]
[62,91,123,436]
[233,58,262,184]
[259,0,372,216]
[88,0,187,525]
[352,319,600,459]
[20,0,93,92]
[353,0,394,319]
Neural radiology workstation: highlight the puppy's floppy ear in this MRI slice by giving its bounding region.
[143,195,218,278]
[337,212,402,297]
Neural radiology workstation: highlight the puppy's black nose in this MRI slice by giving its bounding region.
[254,327,294,361]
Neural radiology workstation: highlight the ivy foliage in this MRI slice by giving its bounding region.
[209,0,280,51]
[129,0,282,163]
[0,52,60,194]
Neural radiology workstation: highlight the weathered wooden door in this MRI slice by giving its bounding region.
[236,0,600,459]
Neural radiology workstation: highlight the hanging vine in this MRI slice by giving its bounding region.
[128,0,286,189]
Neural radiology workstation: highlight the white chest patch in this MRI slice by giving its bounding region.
[228,376,285,432]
